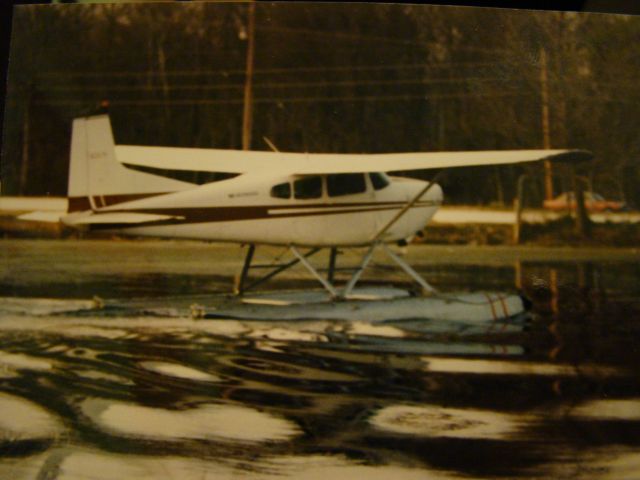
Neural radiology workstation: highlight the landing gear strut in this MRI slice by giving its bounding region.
[234,242,436,299]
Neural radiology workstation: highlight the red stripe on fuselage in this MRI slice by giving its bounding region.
[86,201,439,227]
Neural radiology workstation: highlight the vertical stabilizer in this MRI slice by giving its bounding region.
[67,115,191,211]
[68,116,90,200]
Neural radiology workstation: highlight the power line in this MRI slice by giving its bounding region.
[257,25,515,56]
[44,76,523,92]
[257,25,422,46]
[35,91,533,107]
[38,60,529,78]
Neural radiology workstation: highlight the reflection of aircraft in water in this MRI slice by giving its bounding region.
[5,114,590,300]
[0,296,625,480]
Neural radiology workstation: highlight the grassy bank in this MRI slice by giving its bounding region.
[2,215,639,247]
[421,218,640,247]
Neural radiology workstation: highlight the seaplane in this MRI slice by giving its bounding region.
[5,113,591,320]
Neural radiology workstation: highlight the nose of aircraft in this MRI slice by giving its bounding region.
[429,182,444,204]
[408,178,443,204]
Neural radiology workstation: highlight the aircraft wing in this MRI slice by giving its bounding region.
[116,145,592,175]
[284,149,592,175]
[116,146,283,174]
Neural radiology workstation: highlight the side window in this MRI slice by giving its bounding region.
[270,182,291,199]
[369,172,390,191]
[327,173,367,197]
[294,176,323,199]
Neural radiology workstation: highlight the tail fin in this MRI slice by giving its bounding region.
[67,115,191,212]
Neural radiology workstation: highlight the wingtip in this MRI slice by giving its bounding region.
[547,149,594,163]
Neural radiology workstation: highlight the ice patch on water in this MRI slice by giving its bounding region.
[343,322,407,338]
[542,445,640,480]
[247,327,327,343]
[369,404,527,439]
[54,325,129,339]
[0,452,50,480]
[0,297,98,316]
[420,356,618,376]
[589,448,640,480]
[75,369,135,385]
[0,351,52,372]
[81,398,301,443]
[571,399,640,420]
[339,339,523,356]
[0,316,257,347]
[140,361,221,382]
[0,392,62,441]
[32,449,456,480]
[195,319,251,336]
[267,454,460,480]
[49,450,235,480]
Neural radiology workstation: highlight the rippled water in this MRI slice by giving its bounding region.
[1,240,639,479]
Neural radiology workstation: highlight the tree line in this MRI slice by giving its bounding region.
[2,3,639,207]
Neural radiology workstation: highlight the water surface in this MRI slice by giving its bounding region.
[1,240,639,479]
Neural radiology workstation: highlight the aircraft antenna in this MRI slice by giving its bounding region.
[262,136,280,153]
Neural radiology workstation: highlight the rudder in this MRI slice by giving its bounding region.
[67,115,191,212]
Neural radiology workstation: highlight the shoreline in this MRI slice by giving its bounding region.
[2,237,638,263]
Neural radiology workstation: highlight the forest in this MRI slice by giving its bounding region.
[2,2,639,207]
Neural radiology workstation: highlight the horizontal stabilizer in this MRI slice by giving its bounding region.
[66,212,183,226]
[0,197,67,223]
[17,211,67,223]
[116,145,592,175]
[0,196,68,213]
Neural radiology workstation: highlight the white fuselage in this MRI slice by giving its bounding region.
[58,115,585,250]
[69,172,442,247]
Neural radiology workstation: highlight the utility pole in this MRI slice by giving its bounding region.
[242,1,256,151]
[572,169,592,238]
[540,49,589,237]
[540,47,553,201]
[513,174,529,245]
[19,85,32,195]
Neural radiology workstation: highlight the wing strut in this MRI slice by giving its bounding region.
[372,169,446,242]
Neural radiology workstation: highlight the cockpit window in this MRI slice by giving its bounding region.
[327,173,367,197]
[270,182,291,199]
[294,176,323,199]
[369,172,390,190]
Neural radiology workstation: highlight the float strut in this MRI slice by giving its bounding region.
[327,247,338,283]
[290,246,339,298]
[242,247,322,294]
[341,242,378,298]
[380,243,437,294]
[235,244,256,295]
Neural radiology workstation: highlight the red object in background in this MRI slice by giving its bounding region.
[543,192,626,212]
